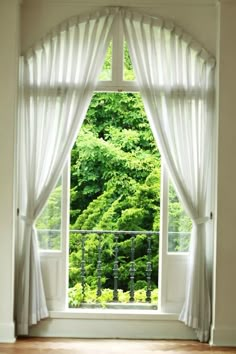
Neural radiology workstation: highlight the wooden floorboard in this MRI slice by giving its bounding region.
[0,338,236,354]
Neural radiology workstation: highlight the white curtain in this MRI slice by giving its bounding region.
[123,10,215,341]
[16,8,115,335]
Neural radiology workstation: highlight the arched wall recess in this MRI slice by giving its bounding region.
[16,6,215,342]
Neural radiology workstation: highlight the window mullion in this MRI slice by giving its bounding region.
[112,16,123,87]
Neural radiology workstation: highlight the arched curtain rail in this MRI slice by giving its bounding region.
[121,8,215,66]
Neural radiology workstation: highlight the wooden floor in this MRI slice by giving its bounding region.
[0,338,236,354]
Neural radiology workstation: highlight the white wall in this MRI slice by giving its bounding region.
[0,0,20,343]
[210,0,236,346]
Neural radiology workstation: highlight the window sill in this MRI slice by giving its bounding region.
[49,309,179,321]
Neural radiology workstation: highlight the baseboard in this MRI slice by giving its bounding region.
[210,326,236,347]
[29,311,196,339]
[0,322,15,343]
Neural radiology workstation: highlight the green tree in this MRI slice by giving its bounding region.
[69,92,161,293]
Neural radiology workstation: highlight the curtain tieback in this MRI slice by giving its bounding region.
[21,215,35,226]
[193,216,210,225]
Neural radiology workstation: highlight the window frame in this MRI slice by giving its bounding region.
[97,17,138,92]
[37,26,189,314]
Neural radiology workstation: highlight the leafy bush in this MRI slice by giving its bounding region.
[68,283,158,308]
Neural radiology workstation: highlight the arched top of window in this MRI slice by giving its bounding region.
[23,7,215,63]
[21,6,215,93]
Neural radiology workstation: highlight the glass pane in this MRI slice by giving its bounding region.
[36,179,62,250]
[168,181,191,253]
[99,41,112,81]
[123,41,135,81]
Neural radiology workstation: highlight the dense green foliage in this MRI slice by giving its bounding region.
[70,92,160,228]
[69,92,161,297]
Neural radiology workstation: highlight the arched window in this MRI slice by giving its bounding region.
[16,7,215,342]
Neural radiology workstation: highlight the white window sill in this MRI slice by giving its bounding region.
[49,309,179,321]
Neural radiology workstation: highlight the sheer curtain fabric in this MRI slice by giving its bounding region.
[16,9,115,335]
[123,10,215,341]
